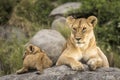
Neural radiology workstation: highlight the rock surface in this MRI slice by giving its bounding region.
[49,2,81,17]
[51,17,68,30]
[0,65,120,80]
[0,26,26,42]
[26,29,66,64]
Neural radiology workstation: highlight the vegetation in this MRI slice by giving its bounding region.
[0,0,120,76]
[0,39,25,76]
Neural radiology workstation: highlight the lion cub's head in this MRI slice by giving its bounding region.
[66,16,97,47]
[23,44,43,59]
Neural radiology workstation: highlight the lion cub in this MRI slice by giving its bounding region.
[16,44,52,74]
[56,16,109,71]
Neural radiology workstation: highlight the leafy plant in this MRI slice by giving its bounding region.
[0,39,26,76]
[0,0,19,24]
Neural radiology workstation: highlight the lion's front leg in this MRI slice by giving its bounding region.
[87,57,102,70]
[56,56,84,71]
[16,67,28,74]
[70,59,84,71]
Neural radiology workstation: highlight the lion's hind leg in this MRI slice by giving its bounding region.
[97,47,109,67]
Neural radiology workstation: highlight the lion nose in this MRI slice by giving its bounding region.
[76,38,81,41]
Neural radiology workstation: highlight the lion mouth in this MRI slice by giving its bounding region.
[77,42,81,44]
[76,41,85,47]
[76,41,85,44]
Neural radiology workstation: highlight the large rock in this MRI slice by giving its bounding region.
[0,26,26,42]
[51,17,67,30]
[49,2,81,18]
[0,65,120,80]
[51,17,71,39]
[26,29,66,64]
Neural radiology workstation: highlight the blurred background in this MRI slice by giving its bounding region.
[0,0,120,76]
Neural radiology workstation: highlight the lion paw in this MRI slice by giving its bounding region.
[16,71,20,74]
[16,68,28,74]
[71,63,84,71]
[87,59,97,70]
[16,70,23,74]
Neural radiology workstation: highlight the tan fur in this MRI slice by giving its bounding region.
[56,16,109,71]
[16,44,52,74]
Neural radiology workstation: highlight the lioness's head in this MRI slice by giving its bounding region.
[66,16,97,47]
[23,44,42,59]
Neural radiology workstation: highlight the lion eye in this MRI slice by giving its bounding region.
[73,28,76,31]
[82,27,86,32]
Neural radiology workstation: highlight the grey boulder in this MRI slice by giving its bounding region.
[51,17,67,30]
[0,65,120,80]
[49,2,81,17]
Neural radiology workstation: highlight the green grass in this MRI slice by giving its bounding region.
[57,26,71,39]
[0,39,27,76]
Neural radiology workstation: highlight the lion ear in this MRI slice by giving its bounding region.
[66,16,75,28]
[28,44,36,54]
[87,16,97,27]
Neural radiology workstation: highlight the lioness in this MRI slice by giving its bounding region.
[56,16,109,71]
[16,44,52,74]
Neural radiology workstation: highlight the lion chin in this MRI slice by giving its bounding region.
[76,43,85,48]
[75,41,85,48]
